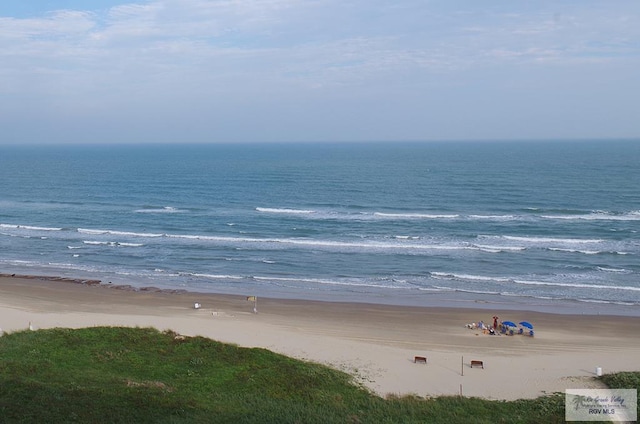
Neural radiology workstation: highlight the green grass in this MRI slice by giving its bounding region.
[600,371,640,408]
[0,327,635,423]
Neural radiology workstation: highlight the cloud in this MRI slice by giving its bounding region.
[3,1,638,82]
[0,10,95,40]
[0,0,639,143]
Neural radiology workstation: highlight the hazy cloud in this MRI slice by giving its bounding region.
[1,0,638,143]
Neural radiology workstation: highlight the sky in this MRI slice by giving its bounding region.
[0,1,639,145]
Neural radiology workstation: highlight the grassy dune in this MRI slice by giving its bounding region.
[0,327,633,423]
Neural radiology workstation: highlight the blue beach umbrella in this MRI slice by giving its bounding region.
[519,321,534,329]
[502,321,517,327]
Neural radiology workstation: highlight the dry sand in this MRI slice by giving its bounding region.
[1,274,639,400]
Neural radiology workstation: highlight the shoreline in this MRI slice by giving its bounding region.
[2,272,639,318]
[2,273,640,400]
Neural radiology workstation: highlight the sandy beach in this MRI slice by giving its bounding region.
[1,274,639,401]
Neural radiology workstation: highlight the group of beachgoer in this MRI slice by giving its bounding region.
[465,321,495,334]
[465,315,534,336]
[464,315,502,335]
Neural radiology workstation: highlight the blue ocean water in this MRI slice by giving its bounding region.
[1,141,639,314]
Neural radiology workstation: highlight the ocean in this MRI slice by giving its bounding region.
[1,140,639,315]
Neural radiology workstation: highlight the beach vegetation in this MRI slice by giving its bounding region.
[600,371,640,406]
[0,327,634,423]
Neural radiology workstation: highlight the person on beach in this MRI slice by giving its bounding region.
[493,315,499,330]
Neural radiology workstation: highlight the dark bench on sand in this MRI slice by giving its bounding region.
[470,360,484,369]
[414,356,427,364]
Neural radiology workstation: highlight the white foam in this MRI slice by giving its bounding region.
[256,207,314,214]
[548,247,602,255]
[512,279,640,292]
[82,240,143,247]
[430,272,640,293]
[188,273,244,280]
[430,272,511,283]
[159,234,481,253]
[78,228,108,235]
[252,275,406,290]
[78,228,163,238]
[473,244,526,253]
[501,235,604,244]
[134,206,183,213]
[468,214,517,220]
[541,210,640,221]
[374,212,459,219]
[0,224,62,231]
[596,267,629,273]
